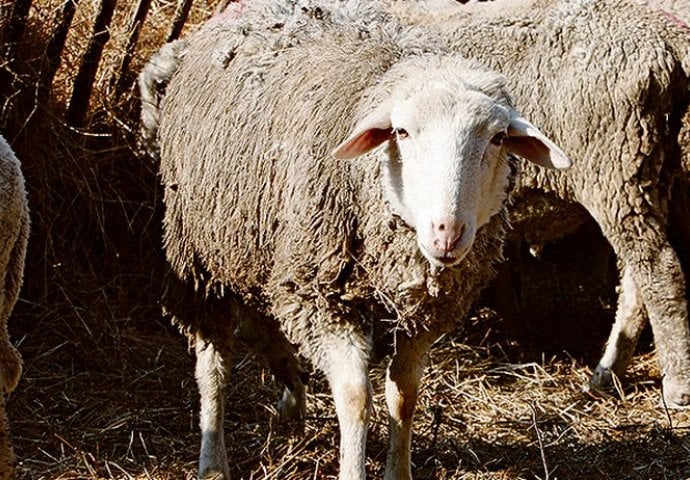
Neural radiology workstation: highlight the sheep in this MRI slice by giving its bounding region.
[140,3,571,478]
[186,0,690,408]
[138,39,189,160]
[650,0,690,180]
[0,133,29,480]
[651,0,690,24]
[371,0,690,408]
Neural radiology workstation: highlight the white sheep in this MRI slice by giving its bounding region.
[649,0,690,22]
[193,0,690,407]
[140,4,570,479]
[378,0,690,408]
[0,133,29,479]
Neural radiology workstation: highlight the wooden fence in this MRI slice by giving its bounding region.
[0,0,199,129]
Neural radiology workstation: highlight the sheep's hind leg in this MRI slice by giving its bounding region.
[196,333,232,480]
[0,395,14,480]
[384,331,435,480]
[0,332,21,394]
[601,218,690,407]
[638,244,690,407]
[591,265,647,394]
[320,331,372,480]
[273,357,308,422]
[234,314,308,421]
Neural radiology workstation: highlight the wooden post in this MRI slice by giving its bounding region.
[111,0,152,99]
[1,0,33,58]
[1,0,33,118]
[37,0,78,104]
[66,0,118,127]
[166,0,194,42]
[0,1,12,46]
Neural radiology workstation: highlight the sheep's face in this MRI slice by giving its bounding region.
[332,76,570,269]
[386,87,513,267]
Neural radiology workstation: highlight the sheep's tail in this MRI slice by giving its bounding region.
[137,39,188,160]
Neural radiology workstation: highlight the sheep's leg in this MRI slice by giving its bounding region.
[265,335,308,421]
[272,354,308,422]
[0,396,14,480]
[320,332,372,480]
[234,315,308,421]
[600,218,690,407]
[635,244,690,407]
[384,331,434,480]
[196,334,232,480]
[591,264,648,392]
[0,324,21,394]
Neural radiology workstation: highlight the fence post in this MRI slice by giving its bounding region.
[37,0,78,104]
[111,0,152,99]
[66,0,118,127]
[0,1,11,47]
[1,0,33,122]
[166,0,194,42]
[1,0,32,58]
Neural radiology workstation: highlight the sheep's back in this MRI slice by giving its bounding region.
[157,24,396,299]
[650,0,690,23]
[437,0,689,225]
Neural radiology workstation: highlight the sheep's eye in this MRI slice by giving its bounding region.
[394,128,409,139]
[490,131,507,146]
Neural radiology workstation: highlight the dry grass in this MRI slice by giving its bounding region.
[22,0,223,118]
[2,0,690,479]
[8,303,690,480]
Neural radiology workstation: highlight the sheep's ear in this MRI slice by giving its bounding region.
[332,104,393,159]
[504,116,572,170]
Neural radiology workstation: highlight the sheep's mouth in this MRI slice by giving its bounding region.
[419,243,466,268]
[436,255,459,266]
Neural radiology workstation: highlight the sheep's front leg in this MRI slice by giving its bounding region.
[321,332,372,480]
[384,331,434,480]
[591,265,648,392]
[196,335,232,480]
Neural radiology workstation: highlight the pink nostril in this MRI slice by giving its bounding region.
[431,220,465,254]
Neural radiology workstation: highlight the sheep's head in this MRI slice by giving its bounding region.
[332,58,570,268]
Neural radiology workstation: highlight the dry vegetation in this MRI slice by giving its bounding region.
[1,1,690,479]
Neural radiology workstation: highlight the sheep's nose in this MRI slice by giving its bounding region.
[431,218,465,254]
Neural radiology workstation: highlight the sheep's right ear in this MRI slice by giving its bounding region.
[332,103,393,159]
[505,116,572,170]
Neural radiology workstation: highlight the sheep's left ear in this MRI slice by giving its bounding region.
[332,103,393,159]
[504,115,572,170]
